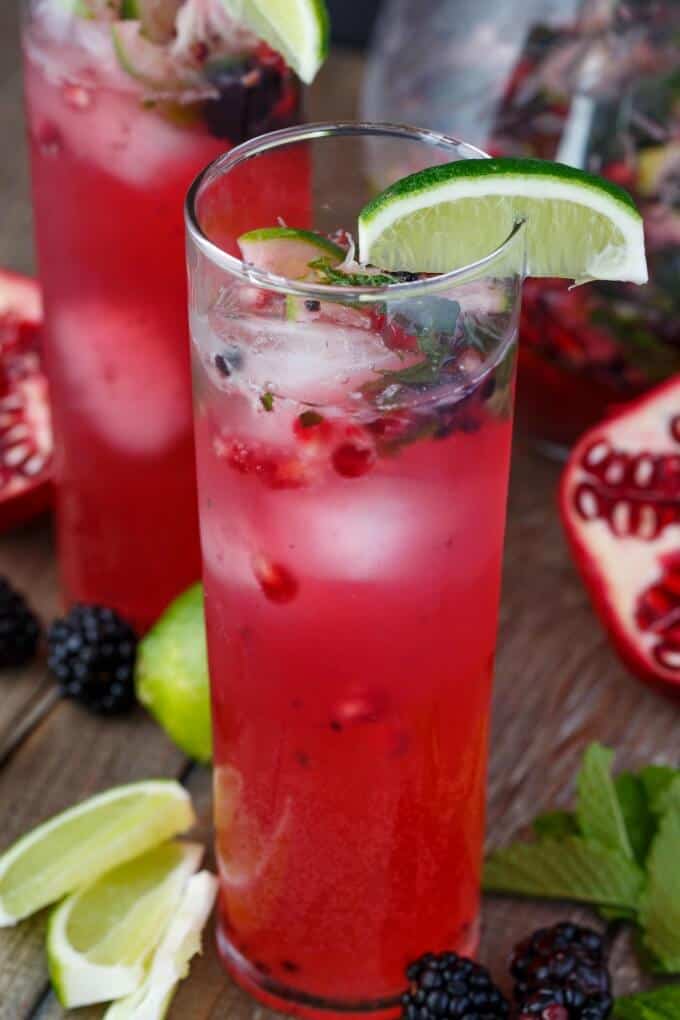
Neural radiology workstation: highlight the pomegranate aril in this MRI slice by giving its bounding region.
[252,557,298,604]
[332,441,375,478]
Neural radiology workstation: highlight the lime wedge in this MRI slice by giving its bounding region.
[104,870,218,1020]
[238,227,344,278]
[135,584,211,764]
[220,0,329,83]
[358,158,648,285]
[0,781,195,926]
[47,840,202,1008]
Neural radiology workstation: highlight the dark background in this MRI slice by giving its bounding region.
[328,0,383,47]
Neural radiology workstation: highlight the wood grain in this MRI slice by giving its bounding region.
[0,8,677,1019]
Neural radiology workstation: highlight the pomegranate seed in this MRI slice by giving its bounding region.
[332,440,375,478]
[671,415,680,443]
[252,556,298,603]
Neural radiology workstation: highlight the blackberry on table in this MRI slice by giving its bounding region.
[511,923,612,1020]
[402,951,509,1020]
[0,577,40,668]
[47,604,138,715]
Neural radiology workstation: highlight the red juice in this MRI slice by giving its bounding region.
[22,4,303,628]
[187,125,523,1016]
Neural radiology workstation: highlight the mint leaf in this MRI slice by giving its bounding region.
[639,767,680,817]
[616,771,657,865]
[639,805,680,973]
[614,985,680,1019]
[577,743,634,860]
[308,257,398,288]
[483,836,644,911]
[533,810,579,839]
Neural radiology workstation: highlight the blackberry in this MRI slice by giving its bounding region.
[47,605,138,715]
[511,923,612,1020]
[402,951,509,1020]
[0,577,40,668]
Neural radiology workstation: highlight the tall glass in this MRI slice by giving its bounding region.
[186,123,525,1017]
[21,0,303,629]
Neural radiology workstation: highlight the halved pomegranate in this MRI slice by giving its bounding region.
[560,375,680,697]
[0,270,53,530]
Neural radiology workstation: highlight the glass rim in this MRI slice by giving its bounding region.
[184,121,526,302]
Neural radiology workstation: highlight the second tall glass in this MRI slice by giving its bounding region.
[187,123,525,1016]
[22,1,304,628]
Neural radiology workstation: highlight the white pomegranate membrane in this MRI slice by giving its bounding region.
[561,376,680,693]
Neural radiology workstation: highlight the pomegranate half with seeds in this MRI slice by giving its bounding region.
[0,270,53,530]
[560,375,680,697]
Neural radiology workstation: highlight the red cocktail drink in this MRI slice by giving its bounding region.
[22,1,301,627]
[187,126,524,1016]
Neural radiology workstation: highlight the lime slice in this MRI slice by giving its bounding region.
[135,584,212,764]
[220,0,329,83]
[0,780,195,926]
[104,870,218,1020]
[238,227,344,278]
[47,840,202,1008]
[358,157,648,285]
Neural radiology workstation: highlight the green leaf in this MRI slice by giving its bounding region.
[260,391,274,412]
[639,805,680,973]
[615,771,658,865]
[577,743,634,860]
[614,984,680,1019]
[308,257,398,288]
[639,767,680,818]
[483,836,644,911]
[533,810,579,840]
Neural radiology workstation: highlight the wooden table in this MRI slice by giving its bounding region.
[1,6,677,1017]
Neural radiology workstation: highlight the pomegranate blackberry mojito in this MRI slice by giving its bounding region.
[22,0,304,628]
[489,0,680,451]
[186,125,525,1016]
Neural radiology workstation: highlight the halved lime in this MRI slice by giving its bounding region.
[135,584,212,764]
[358,158,648,285]
[47,840,202,1008]
[238,227,344,278]
[220,0,329,83]
[0,781,195,926]
[104,870,218,1020]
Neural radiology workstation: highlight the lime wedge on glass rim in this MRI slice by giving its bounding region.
[0,780,195,926]
[220,0,329,84]
[358,157,648,285]
[104,870,218,1020]
[47,841,203,1008]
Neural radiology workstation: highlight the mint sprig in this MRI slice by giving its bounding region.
[614,985,680,1019]
[639,804,680,972]
[484,744,680,973]
[577,744,634,860]
[484,835,644,912]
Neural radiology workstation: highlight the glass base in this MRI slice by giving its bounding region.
[217,917,480,1020]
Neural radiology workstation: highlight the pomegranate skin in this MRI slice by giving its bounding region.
[559,375,680,700]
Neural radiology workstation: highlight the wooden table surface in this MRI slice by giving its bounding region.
[0,5,677,1017]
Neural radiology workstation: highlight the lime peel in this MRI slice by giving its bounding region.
[47,841,203,1008]
[104,870,218,1020]
[220,0,329,83]
[358,158,648,285]
[0,780,195,926]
